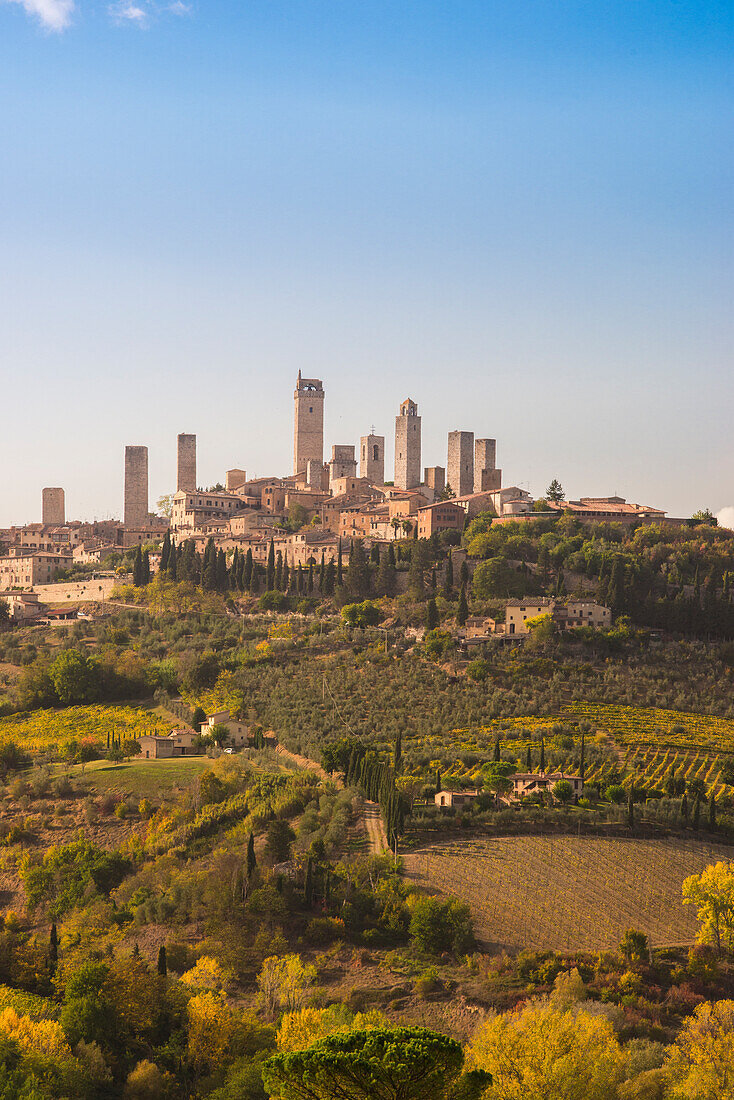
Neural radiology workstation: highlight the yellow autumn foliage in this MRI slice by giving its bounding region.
[187,991,234,1072]
[180,955,231,992]
[276,1005,389,1051]
[0,1006,72,1062]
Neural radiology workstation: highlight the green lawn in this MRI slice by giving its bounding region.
[70,756,210,798]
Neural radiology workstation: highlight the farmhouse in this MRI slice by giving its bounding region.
[204,710,251,748]
[511,772,584,800]
[434,789,481,808]
[138,729,201,759]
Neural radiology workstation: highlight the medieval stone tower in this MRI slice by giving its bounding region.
[360,432,385,485]
[177,433,197,492]
[124,445,149,528]
[474,438,501,492]
[293,372,325,476]
[42,487,65,526]
[394,399,421,489]
[447,431,474,497]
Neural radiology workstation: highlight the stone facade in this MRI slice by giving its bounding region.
[474,438,497,493]
[360,433,385,485]
[394,398,421,490]
[0,552,74,589]
[177,433,197,492]
[424,466,445,495]
[225,468,248,491]
[447,431,474,498]
[328,445,357,487]
[124,445,148,528]
[42,488,65,526]
[293,372,325,476]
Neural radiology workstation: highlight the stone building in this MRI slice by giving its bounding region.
[124,445,148,529]
[42,488,65,526]
[177,434,197,492]
[424,466,445,496]
[447,431,474,498]
[328,445,357,487]
[0,552,73,589]
[416,500,465,539]
[360,433,385,485]
[225,468,248,491]
[474,439,502,492]
[394,398,421,490]
[171,489,244,532]
[293,372,325,476]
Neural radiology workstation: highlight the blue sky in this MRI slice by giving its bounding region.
[1,1,732,525]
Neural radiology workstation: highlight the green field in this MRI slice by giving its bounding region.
[68,756,210,798]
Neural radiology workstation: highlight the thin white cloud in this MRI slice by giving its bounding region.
[5,0,74,31]
[109,0,147,24]
[717,506,734,531]
[168,0,191,13]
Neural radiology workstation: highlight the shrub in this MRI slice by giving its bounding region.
[409,897,474,955]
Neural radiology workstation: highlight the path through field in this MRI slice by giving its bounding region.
[403,834,734,953]
[364,800,388,854]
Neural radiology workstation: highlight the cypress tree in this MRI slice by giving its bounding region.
[337,539,343,586]
[457,582,469,626]
[308,562,314,594]
[709,791,717,831]
[459,559,469,588]
[238,552,246,591]
[216,549,228,591]
[494,735,501,763]
[324,559,336,596]
[244,548,253,590]
[297,563,304,595]
[346,539,370,598]
[377,547,397,597]
[282,558,290,592]
[246,831,257,880]
[436,769,441,791]
[160,531,171,571]
[202,538,216,590]
[266,539,275,590]
[168,541,178,581]
[157,945,167,977]
[230,548,240,589]
[443,551,454,597]
[579,730,586,781]
[370,543,380,566]
[319,551,326,592]
[526,746,532,771]
[627,787,634,829]
[425,597,439,631]
[132,943,140,959]
[540,737,546,773]
[49,923,58,967]
[681,791,688,823]
[304,857,313,907]
[394,730,402,774]
[275,551,283,591]
[141,549,150,586]
[430,567,437,592]
[132,545,143,586]
[692,795,701,831]
[408,540,426,600]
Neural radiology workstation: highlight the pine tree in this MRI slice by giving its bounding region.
[266,539,275,590]
[157,945,167,977]
[425,598,439,631]
[457,582,469,626]
[50,923,58,967]
[443,551,454,597]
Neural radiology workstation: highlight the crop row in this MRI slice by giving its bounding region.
[0,705,173,753]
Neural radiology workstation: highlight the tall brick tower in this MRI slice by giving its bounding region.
[394,399,421,489]
[293,372,325,476]
[124,446,149,528]
[360,432,385,485]
[177,433,197,492]
[42,488,65,526]
[447,431,474,497]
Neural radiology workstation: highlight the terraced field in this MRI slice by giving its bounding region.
[404,834,734,953]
